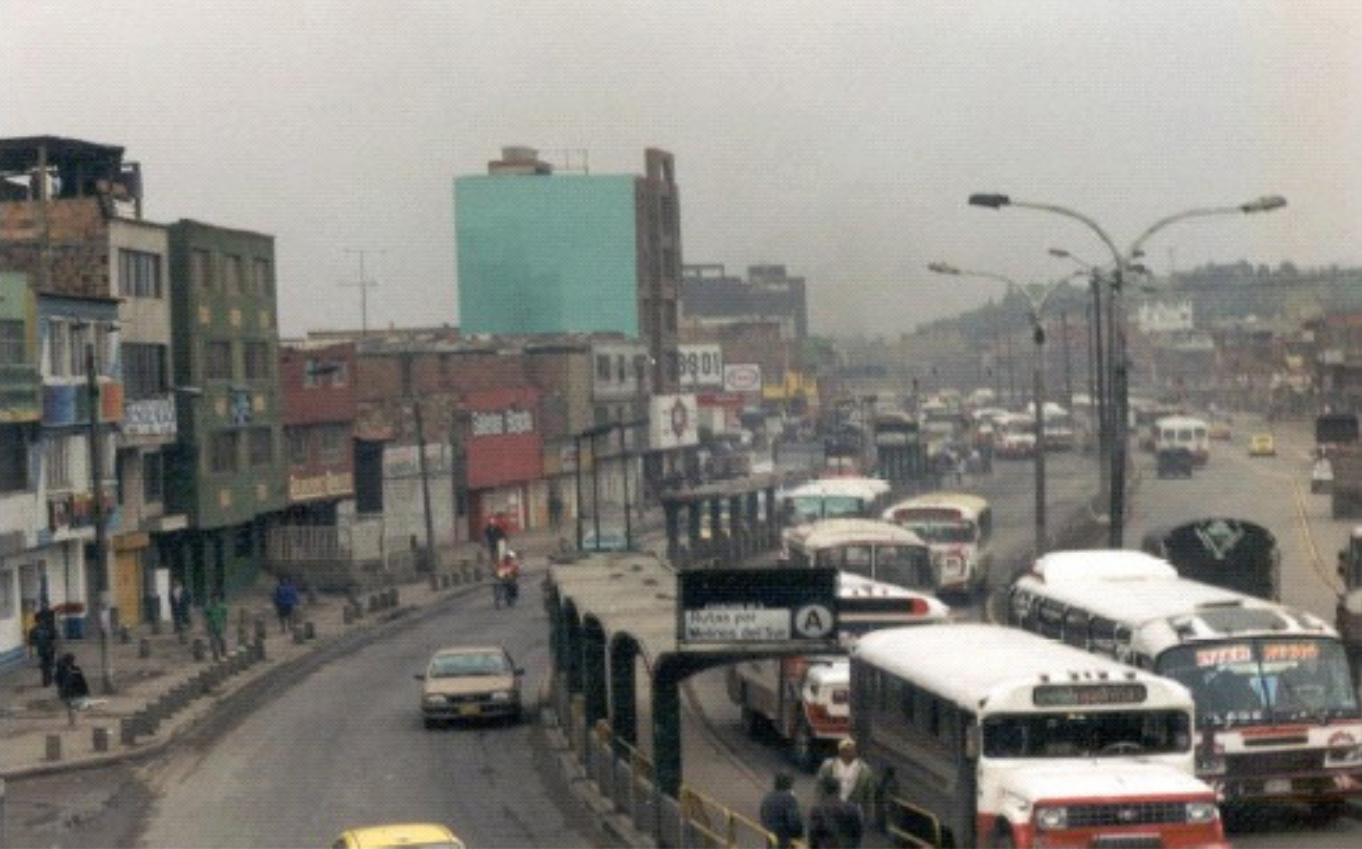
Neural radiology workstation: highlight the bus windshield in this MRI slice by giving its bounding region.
[1158,639,1361,727]
[983,710,1191,759]
[903,521,975,545]
[875,545,934,589]
[791,495,862,520]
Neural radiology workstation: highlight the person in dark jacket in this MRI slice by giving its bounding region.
[484,516,507,562]
[169,579,192,634]
[273,577,300,634]
[29,611,58,687]
[759,773,803,849]
[808,774,864,848]
[54,653,89,706]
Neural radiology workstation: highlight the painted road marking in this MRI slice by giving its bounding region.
[1291,479,1343,595]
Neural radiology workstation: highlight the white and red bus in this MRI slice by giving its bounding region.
[726,573,949,770]
[882,492,993,596]
[1010,550,1362,814]
[781,518,934,592]
[853,624,1226,849]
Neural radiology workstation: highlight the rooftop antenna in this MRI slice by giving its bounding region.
[341,248,384,337]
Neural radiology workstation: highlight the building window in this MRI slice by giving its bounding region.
[286,427,308,466]
[244,342,270,381]
[0,425,29,493]
[118,249,162,298]
[44,436,72,490]
[47,320,68,377]
[633,354,647,384]
[253,258,272,295]
[223,254,244,295]
[0,320,24,366]
[67,322,89,377]
[123,343,168,400]
[191,249,214,291]
[142,450,164,504]
[616,355,626,382]
[596,354,611,381]
[248,428,273,467]
[319,425,345,464]
[210,432,238,474]
[204,341,233,380]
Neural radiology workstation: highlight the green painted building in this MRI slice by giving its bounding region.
[163,220,285,599]
[456,172,640,336]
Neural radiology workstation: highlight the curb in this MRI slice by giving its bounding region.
[1,577,492,782]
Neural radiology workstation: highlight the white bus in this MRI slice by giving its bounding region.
[1009,550,1362,812]
[852,624,1225,849]
[727,573,949,769]
[881,492,993,596]
[1154,416,1210,465]
[781,518,934,591]
[780,477,891,523]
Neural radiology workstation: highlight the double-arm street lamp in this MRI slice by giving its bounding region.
[929,262,1067,558]
[968,193,1287,547]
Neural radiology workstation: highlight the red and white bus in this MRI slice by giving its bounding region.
[853,624,1226,848]
[1010,550,1362,814]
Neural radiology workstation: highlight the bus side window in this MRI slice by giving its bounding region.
[1063,609,1090,648]
[1039,600,1065,639]
[1089,617,1117,656]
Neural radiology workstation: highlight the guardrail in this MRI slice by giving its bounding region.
[551,678,779,847]
[884,794,942,848]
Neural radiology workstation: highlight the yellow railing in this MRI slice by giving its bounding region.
[594,719,655,782]
[681,784,779,848]
[884,794,942,848]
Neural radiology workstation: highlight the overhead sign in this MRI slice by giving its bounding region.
[677,568,839,646]
[649,394,699,451]
[678,344,724,389]
[723,363,763,393]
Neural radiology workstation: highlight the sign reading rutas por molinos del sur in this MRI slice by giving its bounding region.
[677,568,839,648]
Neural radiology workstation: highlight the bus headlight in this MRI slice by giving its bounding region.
[1185,801,1219,824]
[1034,806,1067,831]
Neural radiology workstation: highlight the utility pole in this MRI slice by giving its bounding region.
[1060,310,1073,411]
[341,248,383,337]
[85,341,113,695]
[1006,331,1017,407]
[1032,321,1047,558]
[411,399,436,571]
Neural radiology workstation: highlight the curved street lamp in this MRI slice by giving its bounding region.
[969,193,1288,546]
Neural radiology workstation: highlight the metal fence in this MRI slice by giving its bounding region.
[552,680,778,848]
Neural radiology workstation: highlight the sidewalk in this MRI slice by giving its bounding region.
[0,526,571,781]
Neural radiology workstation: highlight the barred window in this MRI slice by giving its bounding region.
[286,427,308,466]
[223,254,244,295]
[210,432,238,474]
[45,435,72,489]
[204,341,233,380]
[244,342,270,381]
[319,425,345,463]
[248,428,273,466]
[192,249,214,291]
[124,343,168,400]
[118,249,162,298]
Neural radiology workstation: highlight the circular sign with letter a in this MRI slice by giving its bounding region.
[793,604,834,639]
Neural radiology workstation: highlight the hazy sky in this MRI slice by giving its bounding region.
[3,0,1358,337]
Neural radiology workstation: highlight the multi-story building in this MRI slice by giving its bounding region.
[454,146,684,393]
[164,220,285,600]
[279,341,356,520]
[681,263,809,340]
[0,271,42,666]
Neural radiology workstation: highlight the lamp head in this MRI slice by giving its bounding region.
[1241,195,1287,214]
[969,193,1011,209]
[927,262,960,275]
[1047,248,1071,258]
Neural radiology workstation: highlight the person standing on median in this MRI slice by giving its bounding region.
[29,608,58,687]
[817,739,876,821]
[807,773,863,848]
[169,578,192,634]
[273,576,299,634]
[759,772,803,849]
[205,593,229,661]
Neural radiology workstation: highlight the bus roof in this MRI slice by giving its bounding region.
[786,518,926,550]
[854,624,1176,711]
[784,477,890,499]
[1154,416,1208,429]
[882,492,989,522]
[1033,550,1177,583]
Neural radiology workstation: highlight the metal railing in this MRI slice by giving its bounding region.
[884,794,943,848]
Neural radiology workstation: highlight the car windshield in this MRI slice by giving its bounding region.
[1158,640,1361,727]
[983,710,1191,759]
[429,652,509,678]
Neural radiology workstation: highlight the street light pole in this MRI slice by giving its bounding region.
[85,342,113,695]
[574,434,584,551]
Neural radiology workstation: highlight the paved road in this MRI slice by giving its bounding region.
[131,567,598,848]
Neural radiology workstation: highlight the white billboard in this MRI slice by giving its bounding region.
[649,394,700,451]
[723,363,763,393]
[678,344,724,389]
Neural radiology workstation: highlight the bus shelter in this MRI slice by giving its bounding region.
[659,472,795,567]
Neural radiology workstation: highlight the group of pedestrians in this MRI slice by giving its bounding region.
[760,739,875,848]
[26,607,91,709]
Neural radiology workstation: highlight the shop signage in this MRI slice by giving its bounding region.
[471,408,534,437]
[723,363,763,393]
[123,397,177,437]
[679,344,725,389]
[649,394,699,450]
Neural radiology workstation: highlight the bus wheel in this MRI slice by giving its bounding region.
[789,719,817,773]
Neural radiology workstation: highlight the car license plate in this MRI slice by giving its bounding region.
[457,704,480,716]
[1264,778,1291,794]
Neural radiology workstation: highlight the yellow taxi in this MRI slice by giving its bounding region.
[332,823,465,849]
[1248,432,1276,457]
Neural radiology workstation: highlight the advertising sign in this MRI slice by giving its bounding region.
[648,394,699,451]
[123,397,177,437]
[678,344,724,389]
[677,568,839,646]
[723,363,763,393]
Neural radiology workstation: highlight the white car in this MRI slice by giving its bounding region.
[1312,458,1334,494]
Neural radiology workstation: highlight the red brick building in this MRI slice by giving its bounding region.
[279,341,356,521]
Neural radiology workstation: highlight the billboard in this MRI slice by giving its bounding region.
[678,344,724,389]
[649,394,699,451]
[723,363,763,393]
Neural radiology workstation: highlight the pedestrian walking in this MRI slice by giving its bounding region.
[169,579,191,634]
[817,739,876,820]
[807,774,863,848]
[273,576,300,634]
[759,773,803,849]
[484,515,507,562]
[54,652,90,709]
[29,610,58,687]
[205,593,229,661]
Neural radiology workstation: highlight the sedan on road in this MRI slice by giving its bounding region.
[1248,432,1276,457]
[333,823,466,849]
[417,646,524,728]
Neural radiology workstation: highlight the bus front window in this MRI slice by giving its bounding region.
[875,545,934,590]
[1158,640,1360,727]
[983,711,1191,758]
